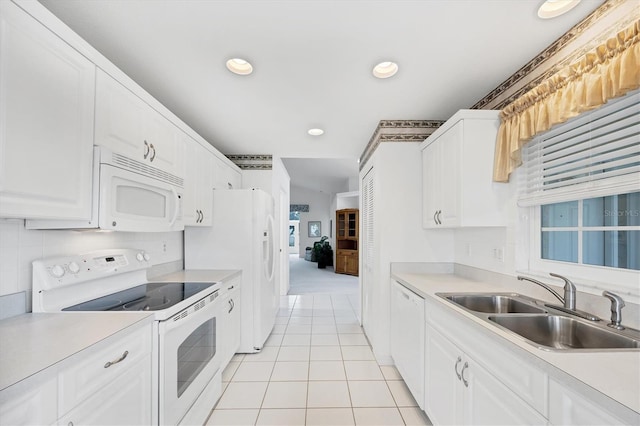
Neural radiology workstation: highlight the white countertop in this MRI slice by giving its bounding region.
[392,272,640,416]
[0,312,153,391]
[152,269,241,283]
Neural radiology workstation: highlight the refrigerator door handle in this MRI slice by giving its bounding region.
[264,214,276,283]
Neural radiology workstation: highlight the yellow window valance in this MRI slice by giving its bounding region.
[493,19,640,183]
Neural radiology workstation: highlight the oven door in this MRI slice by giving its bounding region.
[158,294,222,425]
[99,163,183,232]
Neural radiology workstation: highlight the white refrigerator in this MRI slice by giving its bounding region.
[185,188,277,353]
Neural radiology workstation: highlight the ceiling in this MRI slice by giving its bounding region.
[38,0,604,192]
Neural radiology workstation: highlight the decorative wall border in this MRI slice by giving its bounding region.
[359,120,444,170]
[471,0,632,110]
[226,154,273,170]
[290,204,309,213]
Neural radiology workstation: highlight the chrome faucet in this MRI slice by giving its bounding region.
[517,273,575,309]
[517,273,599,321]
[602,291,625,330]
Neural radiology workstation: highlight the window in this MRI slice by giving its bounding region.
[541,192,640,271]
[522,91,640,297]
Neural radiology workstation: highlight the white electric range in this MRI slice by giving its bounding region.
[32,248,224,425]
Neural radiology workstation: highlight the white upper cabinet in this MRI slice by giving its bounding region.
[95,69,184,178]
[0,1,95,220]
[421,110,511,228]
[213,155,241,190]
[183,136,214,227]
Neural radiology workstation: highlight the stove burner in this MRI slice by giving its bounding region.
[123,296,173,311]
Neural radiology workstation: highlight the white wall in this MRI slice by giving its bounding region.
[336,193,359,210]
[290,185,332,258]
[452,167,522,276]
[0,219,183,317]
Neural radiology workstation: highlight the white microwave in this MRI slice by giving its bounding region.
[27,147,184,232]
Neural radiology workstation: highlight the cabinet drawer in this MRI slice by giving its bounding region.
[58,353,152,426]
[58,323,152,415]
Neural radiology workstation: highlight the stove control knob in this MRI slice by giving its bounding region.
[68,262,80,274]
[50,264,65,278]
[143,253,151,261]
[136,252,144,262]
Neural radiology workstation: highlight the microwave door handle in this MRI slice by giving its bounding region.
[168,186,179,228]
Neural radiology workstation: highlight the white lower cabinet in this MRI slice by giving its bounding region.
[548,378,629,425]
[220,278,241,367]
[0,321,152,426]
[0,374,58,426]
[57,353,152,426]
[425,324,547,425]
[390,280,425,409]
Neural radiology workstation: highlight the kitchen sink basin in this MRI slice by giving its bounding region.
[442,293,547,314]
[489,314,640,350]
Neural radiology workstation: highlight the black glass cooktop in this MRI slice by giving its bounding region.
[63,282,215,312]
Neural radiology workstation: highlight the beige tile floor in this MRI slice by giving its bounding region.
[206,294,432,426]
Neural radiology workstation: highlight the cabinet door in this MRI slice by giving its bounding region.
[438,122,461,227]
[212,154,238,190]
[183,139,213,227]
[58,354,152,426]
[95,70,147,160]
[421,142,440,228]
[425,324,462,425]
[95,70,184,178]
[0,2,94,220]
[144,108,184,178]
[548,379,626,425]
[346,252,359,275]
[0,375,57,426]
[225,165,242,190]
[464,357,546,425]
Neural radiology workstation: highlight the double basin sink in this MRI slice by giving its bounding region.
[437,293,640,351]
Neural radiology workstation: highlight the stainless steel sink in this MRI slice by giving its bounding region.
[489,314,640,350]
[436,292,640,351]
[441,293,547,314]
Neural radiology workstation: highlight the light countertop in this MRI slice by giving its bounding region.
[391,271,640,417]
[0,312,153,391]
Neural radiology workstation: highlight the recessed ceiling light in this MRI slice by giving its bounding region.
[373,61,398,79]
[537,0,580,19]
[308,128,324,136]
[226,58,253,75]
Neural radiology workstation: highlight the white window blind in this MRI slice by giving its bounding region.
[519,91,640,206]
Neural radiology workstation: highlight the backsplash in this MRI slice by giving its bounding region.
[0,219,183,317]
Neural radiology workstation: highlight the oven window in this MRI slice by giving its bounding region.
[177,318,216,397]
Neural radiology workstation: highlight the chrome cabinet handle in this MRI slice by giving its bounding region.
[227,285,235,291]
[437,210,442,224]
[461,362,469,387]
[143,140,150,159]
[454,356,462,380]
[104,350,129,368]
[433,211,438,225]
[228,299,234,313]
[149,144,156,161]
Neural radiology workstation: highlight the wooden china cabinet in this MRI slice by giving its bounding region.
[335,209,359,276]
